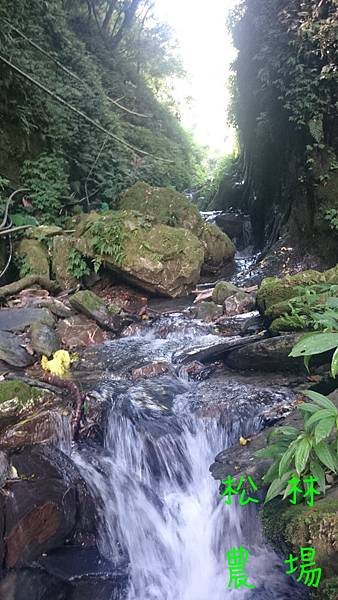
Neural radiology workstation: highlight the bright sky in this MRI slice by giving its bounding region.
[154,0,238,156]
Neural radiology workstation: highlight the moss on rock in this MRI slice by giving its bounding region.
[75,210,205,297]
[201,223,236,268]
[212,281,240,304]
[0,380,47,419]
[257,265,338,313]
[52,235,78,288]
[17,238,50,277]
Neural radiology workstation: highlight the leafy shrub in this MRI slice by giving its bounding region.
[67,249,91,280]
[89,215,125,272]
[258,390,338,503]
[284,285,338,332]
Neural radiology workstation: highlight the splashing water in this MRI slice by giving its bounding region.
[73,318,308,600]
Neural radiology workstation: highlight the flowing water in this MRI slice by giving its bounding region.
[73,316,308,599]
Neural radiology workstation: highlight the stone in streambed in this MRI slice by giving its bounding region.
[195,301,223,321]
[0,380,48,421]
[69,290,112,329]
[225,334,304,372]
[224,291,256,316]
[75,210,205,297]
[0,331,34,367]
[56,314,109,349]
[212,281,240,304]
[0,307,55,332]
[30,322,60,357]
[200,222,235,270]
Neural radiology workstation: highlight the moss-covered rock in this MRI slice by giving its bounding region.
[17,238,49,277]
[118,182,235,269]
[52,235,78,289]
[262,489,338,598]
[201,222,236,269]
[0,380,47,420]
[69,290,112,328]
[257,265,338,314]
[75,210,205,297]
[212,281,241,304]
[27,225,63,239]
[118,181,204,234]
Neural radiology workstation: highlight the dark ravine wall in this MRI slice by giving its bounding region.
[222,0,338,260]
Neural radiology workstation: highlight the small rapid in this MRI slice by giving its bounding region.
[73,316,307,599]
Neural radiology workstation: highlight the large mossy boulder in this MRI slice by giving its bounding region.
[17,238,49,277]
[118,182,235,269]
[257,265,338,314]
[75,210,205,297]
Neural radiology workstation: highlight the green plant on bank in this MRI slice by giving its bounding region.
[14,255,32,278]
[20,154,70,223]
[324,208,338,232]
[257,390,338,504]
[88,216,125,272]
[283,284,338,332]
[67,248,91,280]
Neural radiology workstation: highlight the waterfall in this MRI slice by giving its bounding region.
[73,319,308,599]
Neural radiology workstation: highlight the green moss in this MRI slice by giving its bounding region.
[118,181,203,235]
[0,380,46,418]
[269,315,307,334]
[201,222,236,266]
[212,281,240,304]
[257,265,338,313]
[16,238,50,277]
[70,290,105,312]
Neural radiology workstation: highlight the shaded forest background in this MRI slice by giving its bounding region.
[0,0,205,223]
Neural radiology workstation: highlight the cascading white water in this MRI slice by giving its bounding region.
[73,318,307,600]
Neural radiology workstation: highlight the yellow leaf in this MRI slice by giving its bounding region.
[41,350,71,377]
[239,436,251,446]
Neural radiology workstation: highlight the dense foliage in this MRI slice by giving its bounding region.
[0,0,205,222]
[226,0,338,255]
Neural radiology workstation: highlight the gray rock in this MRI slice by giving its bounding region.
[69,290,112,329]
[195,301,223,321]
[216,311,263,336]
[30,322,60,357]
[212,281,240,304]
[225,334,304,372]
[172,332,267,364]
[0,331,34,367]
[0,308,55,333]
[224,291,256,316]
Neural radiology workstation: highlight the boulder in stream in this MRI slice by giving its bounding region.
[0,307,55,332]
[212,281,241,304]
[30,322,60,357]
[225,333,304,372]
[0,331,34,367]
[75,210,205,297]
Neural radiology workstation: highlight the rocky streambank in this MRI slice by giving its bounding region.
[0,183,337,599]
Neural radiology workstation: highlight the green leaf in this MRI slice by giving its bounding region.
[255,446,284,460]
[263,460,280,484]
[264,471,295,504]
[314,417,335,444]
[305,408,337,430]
[314,441,338,473]
[331,348,338,379]
[279,442,297,477]
[298,402,323,414]
[289,333,338,358]
[309,459,326,493]
[304,390,337,411]
[295,438,311,475]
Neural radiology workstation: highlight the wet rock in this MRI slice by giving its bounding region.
[57,314,109,349]
[173,332,266,364]
[75,210,205,297]
[225,334,305,372]
[30,322,60,357]
[195,301,223,321]
[52,235,78,289]
[212,281,240,304]
[132,361,172,379]
[0,409,70,449]
[0,331,34,367]
[17,238,50,277]
[177,360,214,380]
[98,284,147,315]
[0,569,69,600]
[4,445,98,567]
[215,212,244,240]
[0,380,50,426]
[0,307,55,332]
[257,264,338,313]
[224,291,256,316]
[215,311,263,337]
[28,297,73,318]
[78,393,111,443]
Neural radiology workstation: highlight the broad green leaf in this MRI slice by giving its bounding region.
[279,442,297,477]
[310,459,326,493]
[304,355,311,372]
[331,348,338,379]
[298,402,322,414]
[304,390,337,411]
[305,408,336,431]
[295,438,311,475]
[314,417,335,444]
[277,426,299,437]
[289,333,338,357]
[255,445,284,460]
[264,471,295,504]
[263,460,280,484]
[314,442,338,473]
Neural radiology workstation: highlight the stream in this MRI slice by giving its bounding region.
[71,312,308,599]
